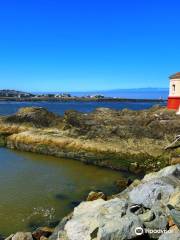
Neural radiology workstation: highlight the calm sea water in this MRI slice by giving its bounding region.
[0,101,165,236]
[0,100,166,116]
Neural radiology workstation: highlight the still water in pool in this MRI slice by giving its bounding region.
[0,148,134,236]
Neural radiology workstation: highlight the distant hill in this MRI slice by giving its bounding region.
[0,90,34,97]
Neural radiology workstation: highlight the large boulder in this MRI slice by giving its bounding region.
[143,164,180,182]
[11,233,33,240]
[64,198,129,240]
[128,178,176,208]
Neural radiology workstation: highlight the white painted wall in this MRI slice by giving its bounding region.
[169,78,180,97]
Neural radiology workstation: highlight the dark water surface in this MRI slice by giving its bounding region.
[0,101,166,116]
[0,148,134,236]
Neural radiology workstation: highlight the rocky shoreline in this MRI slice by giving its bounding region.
[1,164,180,240]
[0,106,180,173]
[0,106,180,239]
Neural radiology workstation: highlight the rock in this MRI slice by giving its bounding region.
[113,179,141,200]
[128,178,176,208]
[64,198,128,240]
[169,225,179,232]
[48,164,180,240]
[143,164,180,182]
[144,212,168,239]
[171,158,180,165]
[5,107,60,128]
[86,191,106,201]
[32,227,54,240]
[158,229,180,240]
[129,162,144,174]
[167,205,180,229]
[97,214,143,240]
[128,204,144,215]
[39,237,48,240]
[5,235,14,240]
[49,213,73,240]
[168,191,180,211]
[168,216,175,227]
[139,210,155,222]
[115,177,131,191]
[12,233,33,240]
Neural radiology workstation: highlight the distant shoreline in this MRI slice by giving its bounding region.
[0,97,167,103]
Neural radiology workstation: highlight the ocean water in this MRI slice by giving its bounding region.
[0,100,166,116]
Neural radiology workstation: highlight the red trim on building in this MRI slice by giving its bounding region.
[167,96,180,110]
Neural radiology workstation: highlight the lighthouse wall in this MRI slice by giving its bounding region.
[168,78,180,110]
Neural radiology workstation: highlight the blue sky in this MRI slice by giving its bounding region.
[0,0,180,91]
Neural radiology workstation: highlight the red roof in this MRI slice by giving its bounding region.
[169,72,180,79]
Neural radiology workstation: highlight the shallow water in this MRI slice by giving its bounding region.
[0,148,134,236]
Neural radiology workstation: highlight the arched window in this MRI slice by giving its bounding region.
[172,84,176,93]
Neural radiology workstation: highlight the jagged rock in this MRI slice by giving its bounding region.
[144,207,168,238]
[139,210,155,222]
[168,191,180,211]
[97,214,143,240]
[64,198,128,240]
[32,227,54,240]
[142,164,180,182]
[167,205,180,230]
[128,176,178,208]
[171,157,180,165]
[12,233,33,240]
[86,191,106,201]
[49,213,73,240]
[158,229,180,240]
[48,164,180,240]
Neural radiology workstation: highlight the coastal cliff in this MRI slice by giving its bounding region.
[0,106,180,173]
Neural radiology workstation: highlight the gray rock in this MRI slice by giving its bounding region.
[143,204,169,239]
[143,164,180,182]
[97,213,143,240]
[64,198,129,240]
[12,233,32,240]
[139,210,155,222]
[49,213,72,240]
[168,191,180,211]
[167,205,180,230]
[5,235,14,240]
[158,230,180,240]
[128,178,175,208]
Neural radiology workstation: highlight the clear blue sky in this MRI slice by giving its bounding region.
[0,0,180,92]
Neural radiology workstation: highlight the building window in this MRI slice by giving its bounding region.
[172,84,176,93]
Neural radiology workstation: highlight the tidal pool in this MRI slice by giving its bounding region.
[0,148,134,236]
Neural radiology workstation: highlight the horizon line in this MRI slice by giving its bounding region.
[0,87,169,93]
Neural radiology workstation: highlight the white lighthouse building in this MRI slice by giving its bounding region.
[167,72,180,110]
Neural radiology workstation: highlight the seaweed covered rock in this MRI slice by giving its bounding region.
[4,107,61,128]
